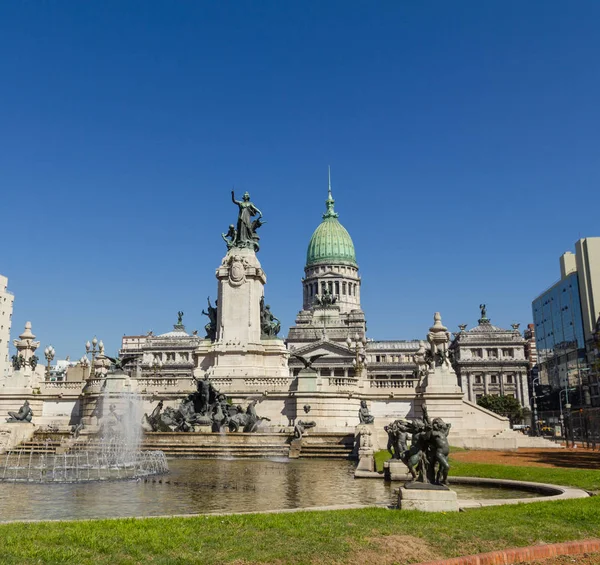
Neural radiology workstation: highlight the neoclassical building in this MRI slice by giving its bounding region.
[286,180,420,391]
[117,179,530,410]
[449,309,530,407]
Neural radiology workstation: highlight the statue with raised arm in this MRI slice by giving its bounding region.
[231,190,263,251]
[202,297,218,341]
[177,311,184,326]
[6,400,33,423]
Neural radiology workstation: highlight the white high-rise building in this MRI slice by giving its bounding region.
[0,275,15,379]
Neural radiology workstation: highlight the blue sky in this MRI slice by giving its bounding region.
[2,1,599,359]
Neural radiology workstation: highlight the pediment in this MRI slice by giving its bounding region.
[288,339,352,360]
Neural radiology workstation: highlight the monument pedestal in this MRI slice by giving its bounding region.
[384,459,411,481]
[398,484,458,512]
[194,246,290,396]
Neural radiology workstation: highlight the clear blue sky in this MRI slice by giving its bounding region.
[2,1,599,359]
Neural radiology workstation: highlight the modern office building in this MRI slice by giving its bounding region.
[532,238,600,405]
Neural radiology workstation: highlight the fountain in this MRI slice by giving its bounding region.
[0,386,168,483]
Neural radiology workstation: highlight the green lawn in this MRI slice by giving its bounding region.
[3,454,600,564]
[375,449,600,492]
[2,498,600,564]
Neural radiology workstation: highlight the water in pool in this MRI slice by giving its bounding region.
[0,458,540,522]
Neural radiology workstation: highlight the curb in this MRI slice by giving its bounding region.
[415,538,600,565]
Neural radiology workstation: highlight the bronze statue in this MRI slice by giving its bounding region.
[427,418,451,485]
[358,400,374,424]
[202,297,218,341]
[231,190,263,251]
[392,405,452,486]
[29,355,39,370]
[260,296,281,338]
[385,419,409,460]
[294,419,316,439]
[177,311,184,325]
[11,354,25,370]
[315,288,337,307]
[6,400,33,423]
[221,224,237,249]
[480,304,487,319]
[292,353,327,370]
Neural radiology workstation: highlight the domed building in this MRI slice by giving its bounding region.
[287,173,421,388]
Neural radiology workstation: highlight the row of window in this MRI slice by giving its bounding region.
[472,374,515,384]
[372,354,412,363]
[152,352,190,362]
[470,348,514,358]
[306,280,358,298]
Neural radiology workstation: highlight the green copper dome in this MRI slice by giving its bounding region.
[306,176,357,268]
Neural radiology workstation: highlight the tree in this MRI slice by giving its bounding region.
[477,394,528,425]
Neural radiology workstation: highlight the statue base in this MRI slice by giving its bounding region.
[397,484,458,512]
[383,459,411,481]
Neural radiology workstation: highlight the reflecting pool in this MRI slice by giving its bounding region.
[0,458,541,522]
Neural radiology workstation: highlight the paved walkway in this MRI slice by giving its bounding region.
[416,539,600,565]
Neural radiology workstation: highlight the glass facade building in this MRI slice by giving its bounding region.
[532,272,586,388]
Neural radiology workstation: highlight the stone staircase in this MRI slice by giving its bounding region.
[297,434,356,459]
[140,437,290,458]
[5,438,63,455]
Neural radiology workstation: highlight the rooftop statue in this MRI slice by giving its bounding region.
[315,288,337,307]
[177,311,184,326]
[230,190,263,252]
[6,400,33,423]
[479,303,487,320]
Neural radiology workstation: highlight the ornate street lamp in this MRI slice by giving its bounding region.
[85,336,101,377]
[80,356,90,379]
[44,345,55,378]
[346,333,367,376]
[152,357,163,377]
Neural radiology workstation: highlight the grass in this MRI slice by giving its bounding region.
[450,460,600,493]
[3,452,600,564]
[1,498,600,564]
[374,449,600,492]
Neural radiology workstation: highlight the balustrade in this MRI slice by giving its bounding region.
[369,379,415,389]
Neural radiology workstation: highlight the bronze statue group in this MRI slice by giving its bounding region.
[385,405,451,486]
[143,375,269,434]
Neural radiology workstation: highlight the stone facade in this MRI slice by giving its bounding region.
[0,179,547,449]
[0,275,14,380]
[450,312,530,408]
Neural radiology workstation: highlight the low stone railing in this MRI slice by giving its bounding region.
[328,377,359,388]
[42,380,85,390]
[243,377,290,390]
[369,379,416,389]
[136,378,182,389]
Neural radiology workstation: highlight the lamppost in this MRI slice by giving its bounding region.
[559,387,575,446]
[346,333,367,377]
[44,345,55,379]
[152,357,163,377]
[85,337,102,378]
[80,356,90,379]
[531,376,540,436]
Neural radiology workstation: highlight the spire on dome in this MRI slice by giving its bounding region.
[323,165,339,219]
